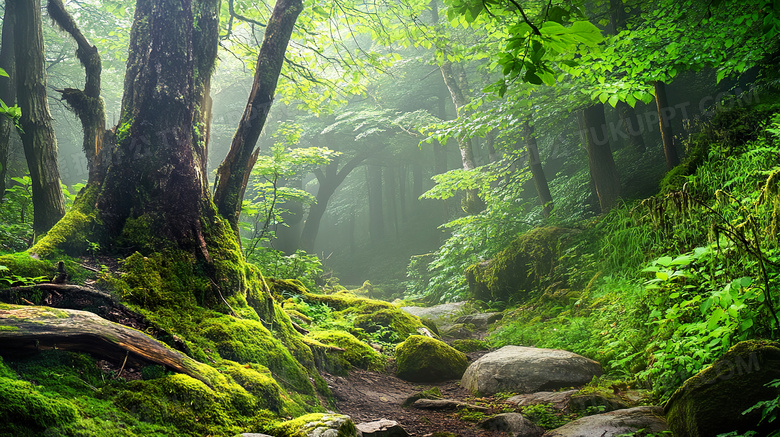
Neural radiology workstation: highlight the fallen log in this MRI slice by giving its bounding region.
[0,304,212,387]
[0,283,188,352]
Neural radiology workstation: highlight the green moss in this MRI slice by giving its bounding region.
[450,339,490,353]
[0,252,52,280]
[31,183,102,257]
[117,251,204,309]
[306,330,386,374]
[395,335,468,382]
[271,413,357,437]
[464,227,573,302]
[303,291,427,343]
[218,361,284,412]
[0,377,78,431]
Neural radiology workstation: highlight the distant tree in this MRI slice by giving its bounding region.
[0,0,16,198]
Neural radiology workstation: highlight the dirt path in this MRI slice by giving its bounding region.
[323,365,505,436]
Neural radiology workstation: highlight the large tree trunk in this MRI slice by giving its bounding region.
[213,0,304,232]
[91,0,218,255]
[13,0,65,234]
[583,104,621,212]
[0,0,16,198]
[655,81,680,169]
[523,121,553,218]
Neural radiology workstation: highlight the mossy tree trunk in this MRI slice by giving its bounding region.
[583,104,621,212]
[90,0,220,258]
[213,0,304,232]
[0,0,16,198]
[12,0,66,234]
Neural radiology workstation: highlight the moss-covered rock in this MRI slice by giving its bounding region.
[306,330,385,374]
[395,335,468,382]
[303,291,428,343]
[450,339,490,353]
[271,413,358,437]
[664,340,780,437]
[464,227,574,302]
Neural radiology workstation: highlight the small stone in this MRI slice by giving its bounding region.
[478,413,544,437]
[356,419,409,437]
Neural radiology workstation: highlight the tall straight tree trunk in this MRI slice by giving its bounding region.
[523,121,553,218]
[12,0,65,234]
[367,164,385,244]
[655,81,680,169]
[0,0,16,198]
[583,104,620,212]
[398,164,407,221]
[214,0,304,231]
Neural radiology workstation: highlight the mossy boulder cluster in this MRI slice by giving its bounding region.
[394,335,468,382]
[464,227,574,302]
[664,340,780,436]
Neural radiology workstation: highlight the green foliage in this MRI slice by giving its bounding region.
[0,176,33,252]
[520,403,569,429]
[736,379,780,437]
[240,123,336,263]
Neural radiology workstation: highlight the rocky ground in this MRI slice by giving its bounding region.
[323,361,505,436]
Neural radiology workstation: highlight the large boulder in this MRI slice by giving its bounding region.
[395,335,468,382]
[464,227,574,302]
[542,406,668,437]
[664,340,780,437]
[461,346,602,395]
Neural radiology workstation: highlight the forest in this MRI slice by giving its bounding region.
[0,0,779,435]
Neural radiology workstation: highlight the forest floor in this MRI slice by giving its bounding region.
[323,352,506,437]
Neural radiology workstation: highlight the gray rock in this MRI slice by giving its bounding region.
[507,390,579,410]
[412,398,489,412]
[440,322,479,340]
[302,414,360,437]
[455,312,503,329]
[478,413,545,437]
[401,302,466,327]
[356,419,408,437]
[542,406,668,437]
[461,346,602,395]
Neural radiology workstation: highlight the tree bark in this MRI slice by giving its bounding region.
[213,0,304,231]
[12,0,66,234]
[583,104,620,212]
[655,81,680,169]
[523,121,553,218]
[0,0,16,198]
[47,0,107,182]
[91,0,219,255]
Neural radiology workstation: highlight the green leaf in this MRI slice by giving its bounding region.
[607,94,619,107]
[0,68,7,78]
[656,256,673,267]
[708,308,724,331]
